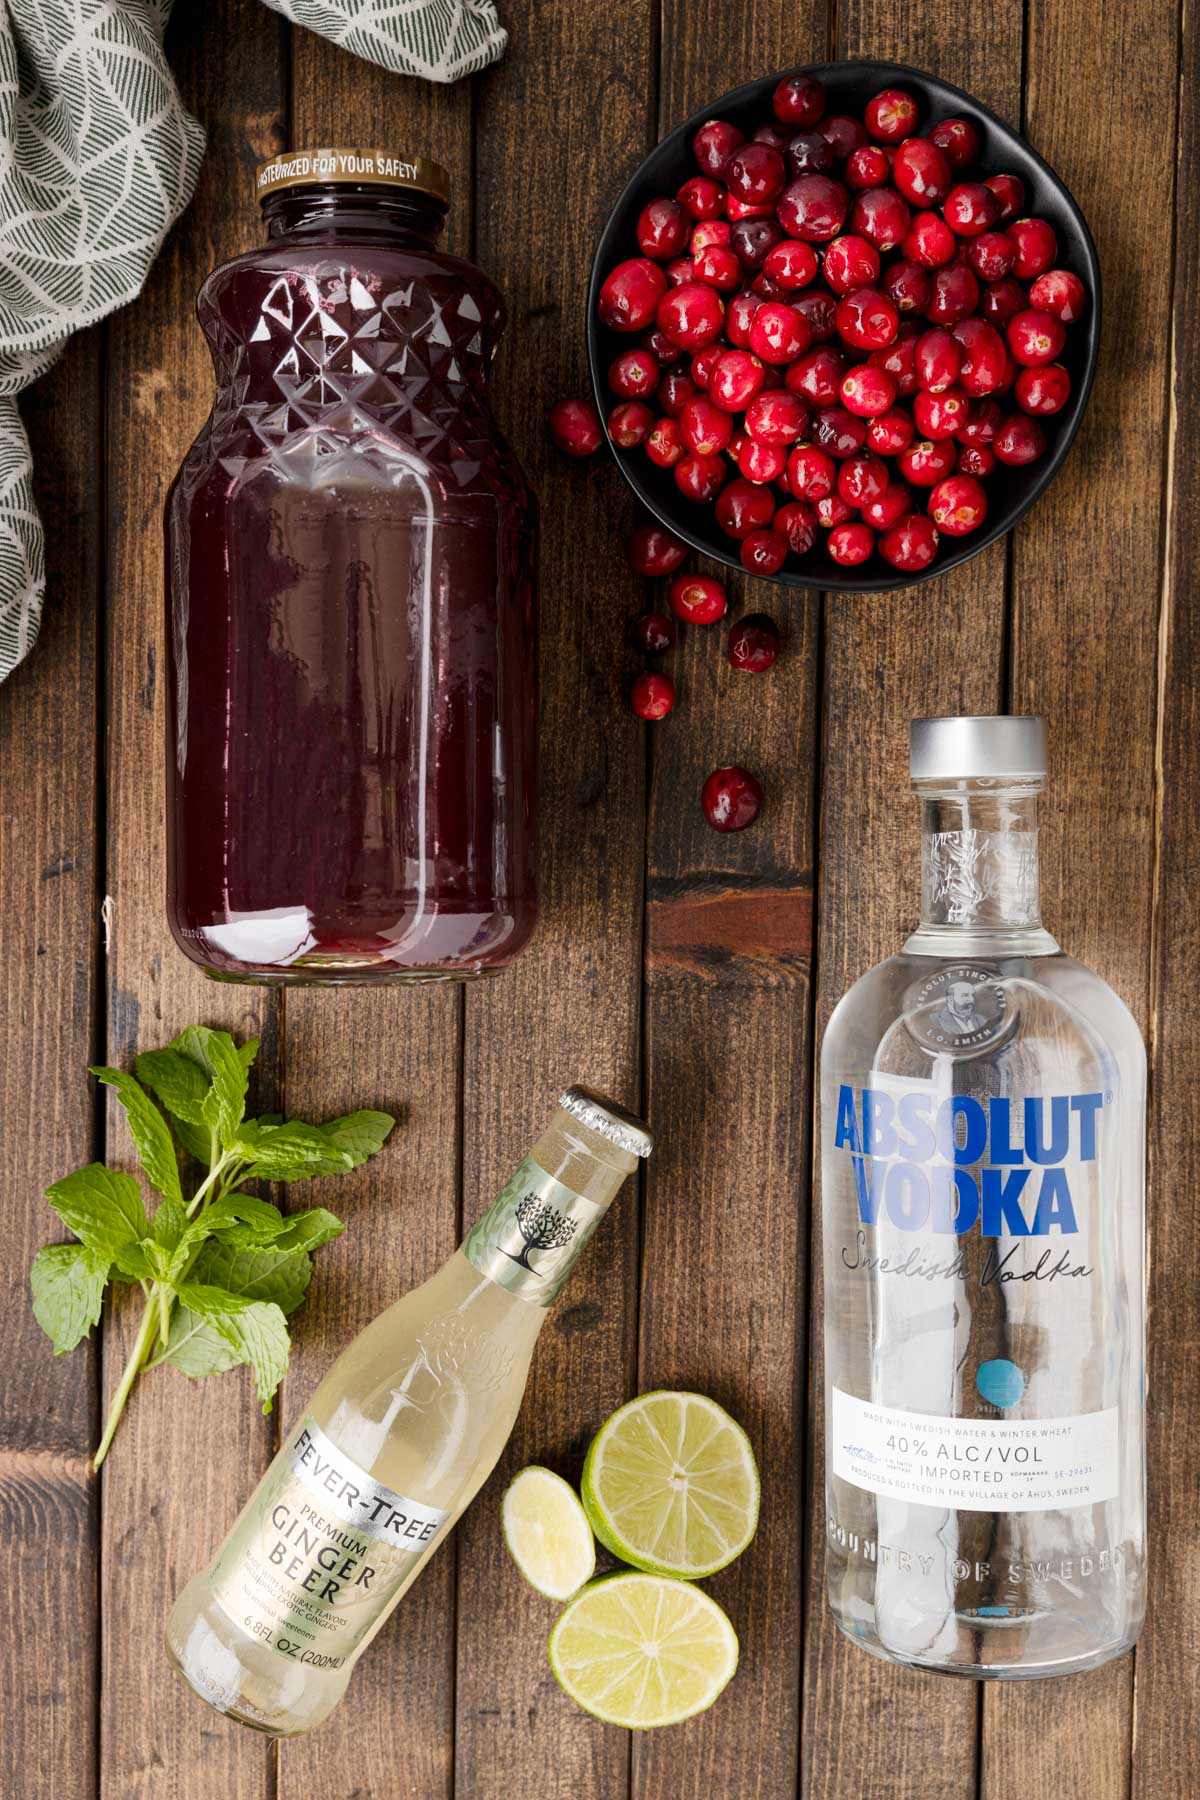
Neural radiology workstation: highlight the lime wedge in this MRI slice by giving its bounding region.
[502,1465,596,1600]
[548,1572,738,1728]
[581,1390,759,1579]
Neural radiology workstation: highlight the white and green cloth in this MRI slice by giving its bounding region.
[0,0,506,682]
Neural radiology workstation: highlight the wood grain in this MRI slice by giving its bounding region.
[801,13,1023,1800]
[452,3,653,1795]
[99,5,286,1796]
[983,0,1180,1789]
[277,31,472,1800]
[0,333,102,1800]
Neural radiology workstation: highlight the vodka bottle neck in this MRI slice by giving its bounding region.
[905,778,1059,958]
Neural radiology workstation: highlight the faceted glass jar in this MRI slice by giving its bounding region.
[164,184,537,983]
[821,779,1146,1678]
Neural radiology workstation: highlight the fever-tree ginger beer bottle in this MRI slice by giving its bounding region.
[821,717,1146,1678]
[167,1087,650,1734]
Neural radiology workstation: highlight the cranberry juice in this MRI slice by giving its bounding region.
[165,150,537,982]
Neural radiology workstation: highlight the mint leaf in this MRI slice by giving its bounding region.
[45,1165,149,1256]
[196,1192,285,1244]
[234,1120,352,1182]
[30,1245,110,1354]
[187,1237,314,1315]
[174,1282,290,1410]
[237,1038,261,1070]
[172,1026,248,1151]
[112,1240,155,1281]
[135,1048,210,1125]
[319,1110,395,1169]
[163,1305,245,1378]
[152,1199,187,1253]
[273,1208,345,1253]
[91,1066,183,1206]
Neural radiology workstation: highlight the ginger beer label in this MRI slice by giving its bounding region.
[463,1156,605,1305]
[210,1417,449,1668]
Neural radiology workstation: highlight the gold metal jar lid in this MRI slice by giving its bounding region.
[255,148,451,207]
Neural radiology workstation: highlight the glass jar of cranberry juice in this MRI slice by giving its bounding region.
[165,148,537,983]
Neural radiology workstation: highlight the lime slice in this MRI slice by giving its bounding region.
[548,1572,738,1727]
[502,1465,596,1600]
[581,1390,759,1578]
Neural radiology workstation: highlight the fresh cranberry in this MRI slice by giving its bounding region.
[658,367,698,416]
[958,398,1004,447]
[787,345,847,405]
[643,326,685,364]
[1015,362,1071,415]
[812,406,867,459]
[851,187,911,252]
[726,192,775,222]
[599,259,668,333]
[861,481,912,529]
[762,239,819,290]
[692,219,731,251]
[865,88,919,143]
[870,334,918,397]
[677,395,733,456]
[690,345,723,389]
[979,275,1028,327]
[645,416,685,467]
[702,765,762,831]
[749,300,810,364]
[637,198,691,260]
[786,443,836,502]
[715,478,776,540]
[657,282,726,350]
[837,451,889,507]
[677,176,726,220]
[891,137,953,206]
[926,264,979,325]
[879,511,940,570]
[632,609,676,652]
[725,289,764,347]
[1007,307,1066,367]
[828,521,876,565]
[947,317,1005,397]
[1029,268,1086,322]
[775,498,819,552]
[692,242,741,290]
[773,72,825,128]
[913,386,969,439]
[777,174,849,241]
[741,529,788,574]
[835,285,899,352]
[823,234,880,294]
[674,450,728,502]
[669,572,728,624]
[664,256,696,288]
[993,413,1047,465]
[845,144,892,189]
[983,172,1025,225]
[929,117,980,169]
[929,474,988,535]
[881,258,930,315]
[726,142,787,207]
[608,400,655,447]
[786,130,835,177]
[708,348,765,412]
[630,671,675,720]
[867,407,915,456]
[903,210,957,268]
[693,119,743,178]
[730,216,783,269]
[915,327,962,393]
[943,182,999,237]
[967,231,1015,281]
[793,289,838,341]
[745,389,808,444]
[1007,218,1057,280]
[841,363,897,417]
[898,436,957,486]
[753,122,792,151]
[608,347,660,401]
[737,436,787,482]
[957,443,995,478]
[816,492,854,528]
[728,613,781,671]
[548,397,602,456]
[626,523,688,576]
[818,115,869,161]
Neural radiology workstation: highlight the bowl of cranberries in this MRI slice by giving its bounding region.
[587,61,1099,590]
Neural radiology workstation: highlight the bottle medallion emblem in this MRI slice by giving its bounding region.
[907,964,1010,1054]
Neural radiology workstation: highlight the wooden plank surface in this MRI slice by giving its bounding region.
[0,334,102,1800]
[98,5,286,1797]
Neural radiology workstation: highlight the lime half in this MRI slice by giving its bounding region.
[548,1572,738,1728]
[502,1465,596,1600]
[581,1390,759,1579]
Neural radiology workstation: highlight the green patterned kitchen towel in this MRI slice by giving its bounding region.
[0,0,506,684]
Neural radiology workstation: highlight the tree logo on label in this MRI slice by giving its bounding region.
[503,1194,579,1274]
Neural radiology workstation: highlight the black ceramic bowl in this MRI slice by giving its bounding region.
[586,61,1100,592]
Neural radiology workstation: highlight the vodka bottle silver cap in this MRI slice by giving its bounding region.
[559,1087,653,1158]
[910,715,1047,781]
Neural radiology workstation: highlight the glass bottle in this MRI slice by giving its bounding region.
[166,1086,650,1734]
[821,717,1146,1678]
[164,149,537,984]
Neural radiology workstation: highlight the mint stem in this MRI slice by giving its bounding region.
[93,1286,163,1470]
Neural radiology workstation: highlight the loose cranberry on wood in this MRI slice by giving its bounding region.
[669,572,728,623]
[728,613,781,671]
[702,765,763,831]
[632,610,676,652]
[548,397,603,456]
[630,671,675,720]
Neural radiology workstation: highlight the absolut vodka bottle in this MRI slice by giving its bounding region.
[821,717,1146,1678]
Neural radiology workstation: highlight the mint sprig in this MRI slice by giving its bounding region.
[29,1025,394,1467]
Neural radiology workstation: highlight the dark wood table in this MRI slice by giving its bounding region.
[2,1,1195,1795]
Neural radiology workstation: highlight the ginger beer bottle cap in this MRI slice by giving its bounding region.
[559,1087,653,1159]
